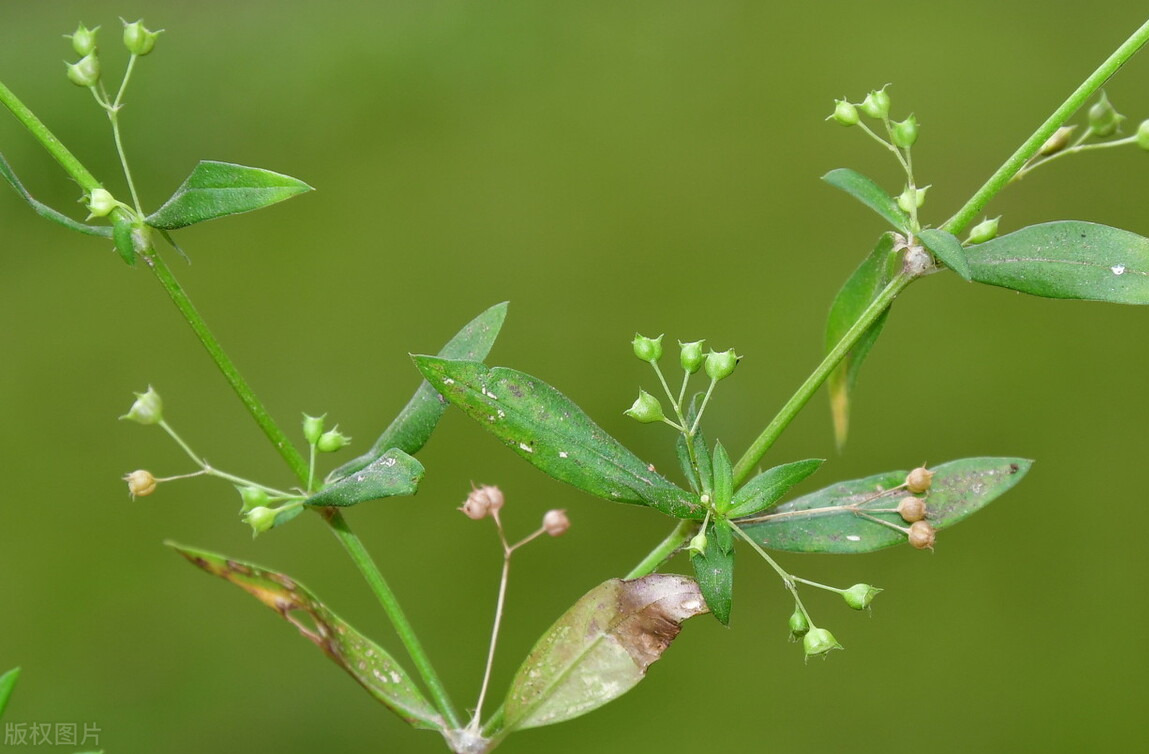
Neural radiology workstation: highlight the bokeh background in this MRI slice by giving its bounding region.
[3,2,1148,752]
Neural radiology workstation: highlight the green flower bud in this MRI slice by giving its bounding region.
[631,333,664,363]
[831,99,859,126]
[1038,125,1076,156]
[317,427,351,453]
[244,506,278,536]
[121,386,163,425]
[85,188,117,219]
[1088,92,1123,137]
[842,583,882,610]
[704,349,740,381]
[687,529,708,556]
[65,53,100,87]
[237,486,270,513]
[66,24,99,57]
[1137,120,1149,151]
[788,607,809,640]
[122,19,162,56]
[860,87,891,119]
[803,627,842,657]
[891,114,919,148]
[967,216,1000,245]
[679,340,705,374]
[896,185,928,214]
[624,389,665,423]
[302,413,325,445]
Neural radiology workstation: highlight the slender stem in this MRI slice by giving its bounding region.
[943,18,1149,235]
[732,271,914,487]
[729,522,813,625]
[158,420,205,466]
[326,509,463,729]
[0,80,101,191]
[143,251,310,482]
[624,519,697,579]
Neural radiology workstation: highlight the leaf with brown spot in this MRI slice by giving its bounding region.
[168,542,443,731]
[502,574,707,732]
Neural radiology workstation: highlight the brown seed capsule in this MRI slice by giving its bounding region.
[124,469,157,498]
[542,509,570,537]
[896,495,927,523]
[905,466,934,494]
[908,520,936,550]
[459,484,505,520]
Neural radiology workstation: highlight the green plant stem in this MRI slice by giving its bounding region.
[732,271,913,487]
[0,80,100,192]
[943,18,1149,235]
[624,519,696,579]
[326,510,463,730]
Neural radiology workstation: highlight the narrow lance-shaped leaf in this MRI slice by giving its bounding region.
[825,233,900,449]
[414,357,702,519]
[0,153,112,238]
[501,574,708,732]
[966,221,1149,304]
[0,667,20,720]
[727,458,824,519]
[919,228,972,281]
[328,302,508,482]
[822,168,912,233]
[675,394,712,495]
[168,542,444,731]
[145,161,313,230]
[737,457,1031,554]
[691,522,735,625]
[304,448,423,508]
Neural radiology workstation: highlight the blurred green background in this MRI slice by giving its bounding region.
[3,2,1149,752]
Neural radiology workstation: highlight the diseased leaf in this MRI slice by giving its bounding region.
[169,542,443,731]
[919,228,972,281]
[727,458,824,519]
[822,168,911,232]
[305,449,423,507]
[966,221,1149,303]
[146,161,312,230]
[0,667,19,720]
[691,524,735,624]
[414,358,702,519]
[737,458,1030,553]
[0,153,112,238]
[503,574,707,731]
[826,233,900,449]
[329,302,508,482]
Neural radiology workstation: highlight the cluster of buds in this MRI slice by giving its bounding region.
[900,465,937,550]
[625,334,740,427]
[302,413,352,453]
[63,20,161,89]
[458,484,570,538]
[830,86,918,147]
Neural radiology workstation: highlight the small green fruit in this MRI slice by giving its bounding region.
[631,333,664,363]
[831,99,859,126]
[317,427,351,453]
[860,87,891,119]
[788,607,810,639]
[1088,92,1123,137]
[121,386,163,425]
[65,53,100,87]
[238,486,270,513]
[244,506,278,535]
[66,24,99,56]
[122,19,161,56]
[891,115,919,148]
[704,349,740,381]
[624,389,665,423]
[803,627,842,657]
[842,583,881,610]
[679,340,705,374]
[1136,120,1149,151]
[302,413,325,445]
[967,216,1000,245]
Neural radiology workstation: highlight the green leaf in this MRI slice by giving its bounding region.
[711,442,734,513]
[966,221,1149,304]
[0,667,20,720]
[112,217,136,266]
[737,457,1031,553]
[919,228,972,281]
[145,161,313,230]
[826,233,900,449]
[0,152,112,238]
[414,358,702,519]
[727,458,824,519]
[168,542,443,731]
[691,522,735,624]
[822,168,911,232]
[305,449,423,507]
[328,302,508,482]
[502,574,707,731]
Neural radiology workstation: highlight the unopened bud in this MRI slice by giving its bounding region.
[704,349,740,381]
[85,188,117,219]
[238,486,270,512]
[860,87,891,119]
[788,607,810,639]
[459,484,504,520]
[302,414,325,445]
[66,24,99,57]
[842,583,881,610]
[908,520,936,550]
[122,19,161,56]
[316,427,351,453]
[831,99,859,126]
[896,185,928,214]
[1039,125,1076,156]
[65,53,100,87]
[967,216,1000,245]
[542,509,570,537]
[803,627,842,657]
[1088,92,1123,137]
[624,389,665,423]
[121,386,163,425]
[679,340,705,374]
[687,529,708,556]
[631,333,664,363]
[244,506,277,535]
[124,469,156,498]
[891,115,919,148]
[905,466,934,494]
[896,495,927,523]
[1137,119,1149,151]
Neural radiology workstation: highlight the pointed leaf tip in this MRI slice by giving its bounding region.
[145,160,312,230]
